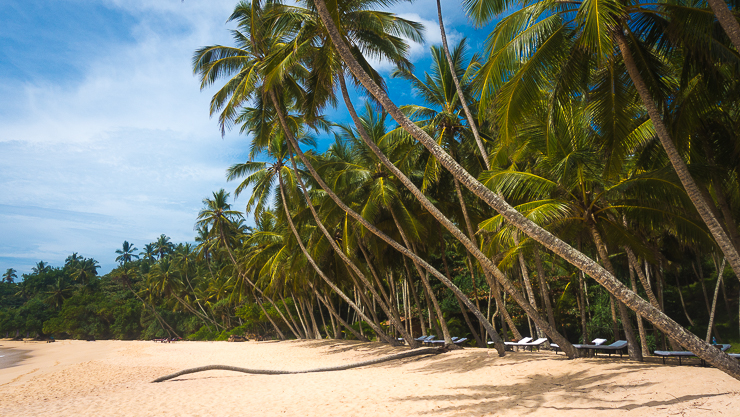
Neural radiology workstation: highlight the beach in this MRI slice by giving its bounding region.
[1,339,739,416]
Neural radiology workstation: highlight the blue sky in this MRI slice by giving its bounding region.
[0,0,493,276]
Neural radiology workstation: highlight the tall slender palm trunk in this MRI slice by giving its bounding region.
[311,283,368,341]
[435,0,489,169]
[589,224,641,361]
[314,0,740,378]
[705,0,740,52]
[614,30,740,279]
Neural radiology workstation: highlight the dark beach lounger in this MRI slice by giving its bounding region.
[655,344,731,365]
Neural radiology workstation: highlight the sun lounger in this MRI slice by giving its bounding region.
[429,336,459,345]
[575,340,628,357]
[655,344,731,365]
[552,338,607,354]
[453,337,468,345]
[415,335,432,342]
[518,338,549,351]
[493,337,531,349]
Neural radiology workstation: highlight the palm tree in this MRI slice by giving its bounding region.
[32,261,50,274]
[154,235,175,260]
[312,0,740,376]
[115,241,139,266]
[71,258,99,286]
[2,268,17,284]
[464,0,740,278]
[140,243,157,262]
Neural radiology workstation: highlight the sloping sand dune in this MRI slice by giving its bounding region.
[1,339,738,416]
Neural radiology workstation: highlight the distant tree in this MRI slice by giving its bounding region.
[32,261,50,274]
[71,259,100,286]
[3,268,17,284]
[140,243,156,262]
[154,235,175,260]
[115,241,139,266]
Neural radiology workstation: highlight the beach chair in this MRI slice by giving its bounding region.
[429,336,459,345]
[576,340,628,357]
[552,338,607,354]
[519,338,549,352]
[494,337,533,351]
[414,335,430,342]
[453,337,468,345]
[655,344,731,365]
[420,335,436,345]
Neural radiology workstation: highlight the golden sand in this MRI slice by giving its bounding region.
[1,339,738,416]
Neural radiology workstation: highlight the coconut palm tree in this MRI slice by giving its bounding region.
[2,268,17,284]
[115,241,139,266]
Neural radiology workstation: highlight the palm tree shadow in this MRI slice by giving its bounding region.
[395,367,731,415]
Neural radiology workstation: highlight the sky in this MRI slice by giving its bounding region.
[0,0,493,276]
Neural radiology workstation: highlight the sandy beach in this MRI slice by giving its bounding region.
[1,339,739,416]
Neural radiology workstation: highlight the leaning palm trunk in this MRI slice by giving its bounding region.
[436,0,489,170]
[391,212,454,346]
[314,0,740,378]
[589,224,642,361]
[311,283,368,341]
[268,90,412,347]
[277,170,394,344]
[705,0,740,52]
[706,258,726,343]
[173,293,224,330]
[335,76,569,356]
[534,249,557,331]
[514,235,543,339]
[614,30,740,280]
[628,263,650,356]
[220,239,294,339]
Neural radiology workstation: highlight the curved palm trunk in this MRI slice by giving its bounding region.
[533,249,557,332]
[707,258,726,343]
[403,257,428,336]
[513,235,543,339]
[277,170,394,344]
[589,224,641,361]
[173,293,224,330]
[394,214,453,346]
[628,263,650,356]
[614,30,740,279]
[436,0,489,170]
[311,283,368,341]
[440,238,485,347]
[280,293,306,339]
[314,0,740,377]
[283,146,407,346]
[269,91,411,347]
[217,229,296,339]
[706,0,740,52]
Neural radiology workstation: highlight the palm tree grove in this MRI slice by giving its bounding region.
[4,0,740,386]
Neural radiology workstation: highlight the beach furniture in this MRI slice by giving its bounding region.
[419,335,436,345]
[496,337,532,347]
[518,338,549,352]
[453,337,468,345]
[655,344,731,365]
[429,336,459,345]
[552,338,607,354]
[575,340,628,357]
[414,335,430,342]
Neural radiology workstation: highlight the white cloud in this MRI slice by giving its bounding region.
[0,1,251,274]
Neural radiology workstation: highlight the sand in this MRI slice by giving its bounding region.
[1,339,739,416]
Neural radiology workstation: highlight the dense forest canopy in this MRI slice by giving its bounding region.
[3,0,740,378]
